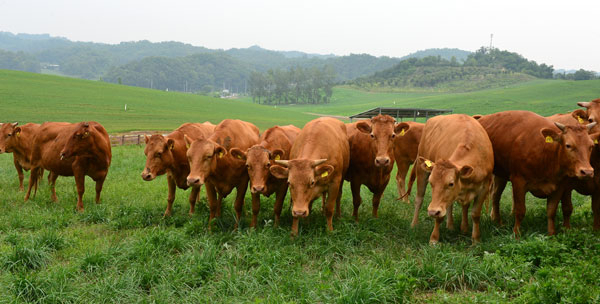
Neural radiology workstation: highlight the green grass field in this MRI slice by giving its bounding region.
[1,70,600,302]
[0,70,316,132]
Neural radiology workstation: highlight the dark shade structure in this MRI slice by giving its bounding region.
[349,107,452,122]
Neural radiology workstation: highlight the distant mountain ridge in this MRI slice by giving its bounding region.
[0,31,479,92]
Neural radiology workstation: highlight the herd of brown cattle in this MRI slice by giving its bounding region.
[2,98,600,243]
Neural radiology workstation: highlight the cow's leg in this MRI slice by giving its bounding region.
[546,189,563,236]
[411,167,428,228]
[49,171,59,202]
[325,179,341,232]
[430,216,444,244]
[350,181,362,222]
[14,158,24,191]
[205,183,218,229]
[233,178,249,230]
[273,184,288,227]
[592,192,600,231]
[335,179,343,218]
[164,175,176,217]
[446,203,454,230]
[396,161,410,202]
[491,175,507,225]
[94,175,105,204]
[372,190,384,218]
[188,185,200,215]
[460,203,469,234]
[73,171,85,212]
[24,167,40,202]
[560,189,573,229]
[250,192,261,228]
[471,192,485,244]
[511,176,527,237]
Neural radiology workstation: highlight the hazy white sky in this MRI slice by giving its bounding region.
[1,0,598,70]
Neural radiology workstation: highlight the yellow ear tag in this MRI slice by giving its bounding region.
[577,116,584,124]
[424,160,432,168]
[236,154,242,159]
[594,139,598,145]
[321,171,328,178]
[186,143,190,149]
[219,152,224,158]
[545,136,553,143]
[400,129,405,136]
[16,132,20,138]
[274,155,281,160]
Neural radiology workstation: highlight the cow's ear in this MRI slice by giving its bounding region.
[11,122,18,127]
[229,148,246,161]
[166,138,175,151]
[184,135,193,149]
[590,132,600,145]
[214,145,227,159]
[395,122,410,136]
[578,101,591,108]
[356,121,371,134]
[269,165,289,179]
[458,165,474,180]
[144,135,150,144]
[572,109,588,124]
[315,165,334,184]
[270,149,284,161]
[418,156,434,173]
[541,128,560,144]
[13,127,22,138]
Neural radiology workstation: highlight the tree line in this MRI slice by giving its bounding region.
[248,66,336,104]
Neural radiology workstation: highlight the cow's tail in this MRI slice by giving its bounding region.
[401,160,418,201]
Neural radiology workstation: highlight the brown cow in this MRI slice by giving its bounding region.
[185,119,260,229]
[141,122,215,216]
[393,121,424,202]
[25,122,112,212]
[477,110,597,235]
[230,125,301,227]
[407,114,493,244]
[577,98,600,123]
[0,122,47,191]
[269,117,350,236]
[547,110,600,230]
[344,115,410,221]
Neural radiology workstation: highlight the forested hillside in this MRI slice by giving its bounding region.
[350,47,558,92]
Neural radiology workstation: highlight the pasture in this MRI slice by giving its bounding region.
[1,70,600,302]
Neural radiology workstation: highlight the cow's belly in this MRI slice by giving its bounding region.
[527,182,557,198]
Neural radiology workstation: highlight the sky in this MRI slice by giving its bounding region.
[0,0,598,71]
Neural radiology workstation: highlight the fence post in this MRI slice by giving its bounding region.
[120,135,125,145]
[137,135,141,145]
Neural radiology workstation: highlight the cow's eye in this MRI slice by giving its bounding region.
[391,133,396,139]
[155,152,161,158]
[7,134,11,137]
[589,118,594,123]
[266,163,271,168]
[310,180,315,186]
[566,144,572,149]
[370,133,375,139]
[449,182,454,187]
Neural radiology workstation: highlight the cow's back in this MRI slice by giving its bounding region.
[420,114,493,181]
[31,122,75,174]
[477,110,559,179]
[292,118,349,175]
[260,125,300,159]
[175,122,215,141]
[210,119,260,151]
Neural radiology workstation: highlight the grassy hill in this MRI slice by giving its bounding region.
[270,79,600,118]
[0,70,316,132]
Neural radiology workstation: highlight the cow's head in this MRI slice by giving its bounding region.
[60,122,93,160]
[230,145,285,195]
[356,115,409,167]
[578,98,600,124]
[270,158,332,218]
[544,122,597,179]
[0,122,19,153]
[141,134,176,181]
[185,136,226,186]
[418,157,474,219]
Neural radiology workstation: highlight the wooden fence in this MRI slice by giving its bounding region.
[109,134,146,146]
